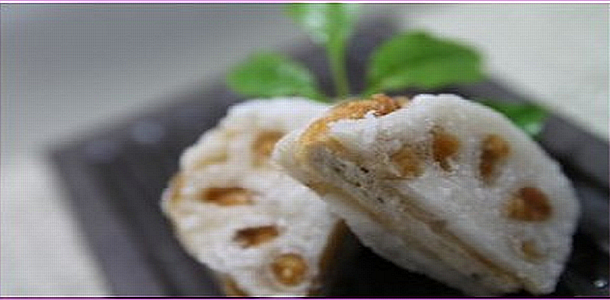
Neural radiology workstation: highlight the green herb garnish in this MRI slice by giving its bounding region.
[226,4,547,137]
[365,32,483,96]
[480,100,548,137]
[286,3,360,98]
[227,52,326,102]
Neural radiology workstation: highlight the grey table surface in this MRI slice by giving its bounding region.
[1,4,608,296]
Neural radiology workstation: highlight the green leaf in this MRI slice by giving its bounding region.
[286,3,360,47]
[286,3,360,98]
[480,100,548,137]
[227,52,326,102]
[365,32,484,95]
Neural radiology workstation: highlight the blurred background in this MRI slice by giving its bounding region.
[1,3,608,296]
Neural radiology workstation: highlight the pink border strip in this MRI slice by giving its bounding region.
[1,0,610,3]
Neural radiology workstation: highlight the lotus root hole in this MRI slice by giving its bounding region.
[432,127,461,171]
[479,134,511,182]
[253,131,284,163]
[391,145,423,178]
[521,240,544,260]
[506,187,552,221]
[223,276,249,297]
[234,226,279,248]
[271,253,308,286]
[201,187,253,206]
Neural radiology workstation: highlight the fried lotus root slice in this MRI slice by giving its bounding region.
[162,98,345,296]
[273,94,579,296]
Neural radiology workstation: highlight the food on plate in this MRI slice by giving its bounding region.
[161,98,346,296]
[273,93,580,295]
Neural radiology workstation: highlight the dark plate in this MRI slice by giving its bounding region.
[51,19,609,297]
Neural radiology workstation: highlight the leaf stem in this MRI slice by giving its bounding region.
[327,42,350,99]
